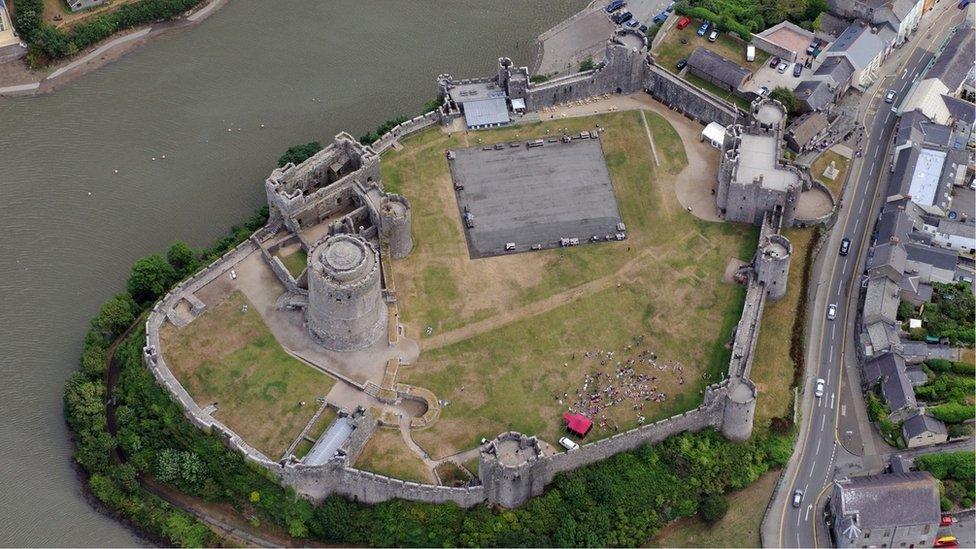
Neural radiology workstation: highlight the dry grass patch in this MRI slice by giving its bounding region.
[355,429,433,483]
[274,247,307,279]
[160,291,336,458]
[393,111,757,459]
[650,470,778,547]
[750,227,816,427]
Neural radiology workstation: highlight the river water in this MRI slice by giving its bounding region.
[0,1,583,545]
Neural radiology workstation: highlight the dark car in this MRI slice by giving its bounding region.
[793,62,803,77]
[840,237,851,256]
[612,10,633,24]
[676,58,687,70]
[697,21,710,36]
[625,18,640,28]
[639,24,648,33]
[652,12,667,24]
[768,56,781,68]
[605,0,626,13]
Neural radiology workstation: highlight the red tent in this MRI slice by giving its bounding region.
[562,412,593,437]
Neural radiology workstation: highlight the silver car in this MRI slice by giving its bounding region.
[827,303,837,321]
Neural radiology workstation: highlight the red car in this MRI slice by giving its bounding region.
[940,515,954,526]
[676,16,691,29]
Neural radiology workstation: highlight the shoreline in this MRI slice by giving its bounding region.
[0,0,228,98]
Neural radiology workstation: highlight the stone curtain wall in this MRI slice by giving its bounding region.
[370,111,443,154]
[642,62,739,126]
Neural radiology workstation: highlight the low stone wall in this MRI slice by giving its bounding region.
[370,110,442,154]
[793,180,837,227]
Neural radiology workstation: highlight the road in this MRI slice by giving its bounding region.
[768,4,968,547]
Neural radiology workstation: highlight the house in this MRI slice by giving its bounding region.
[899,25,976,124]
[446,81,511,129]
[829,472,941,548]
[826,0,923,46]
[926,217,976,254]
[863,275,901,325]
[902,411,948,448]
[869,242,907,281]
[785,112,830,152]
[821,23,886,89]
[881,362,917,420]
[887,111,969,214]
[864,321,901,356]
[904,242,957,284]
[862,352,906,387]
[686,47,752,93]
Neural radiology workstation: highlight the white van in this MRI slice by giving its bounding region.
[559,437,579,451]
[746,45,756,62]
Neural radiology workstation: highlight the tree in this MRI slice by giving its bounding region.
[579,56,596,72]
[155,449,203,489]
[930,402,975,423]
[277,141,323,168]
[126,254,176,304]
[166,241,197,278]
[90,293,137,340]
[769,86,798,116]
[699,493,729,522]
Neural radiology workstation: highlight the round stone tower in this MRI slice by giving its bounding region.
[721,378,757,442]
[478,432,547,508]
[755,233,792,300]
[306,234,387,351]
[379,195,413,259]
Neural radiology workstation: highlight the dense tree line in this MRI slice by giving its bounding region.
[918,359,976,425]
[277,141,323,168]
[919,282,975,346]
[915,452,975,510]
[357,98,443,146]
[674,0,827,39]
[13,0,206,67]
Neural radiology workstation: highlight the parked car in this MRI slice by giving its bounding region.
[941,515,955,527]
[666,1,675,12]
[806,40,819,54]
[746,44,755,62]
[827,303,837,321]
[559,437,579,451]
[792,489,803,508]
[769,56,781,68]
[697,21,710,36]
[676,16,691,29]
[758,85,770,96]
[605,0,626,13]
[612,10,633,24]
[815,378,825,398]
[935,536,958,548]
[777,61,789,73]
[839,237,851,256]
[652,12,667,24]
[708,29,719,42]
[628,17,642,28]
[793,62,803,77]
[885,89,897,103]
[676,58,688,70]
[958,0,970,9]
[639,24,648,33]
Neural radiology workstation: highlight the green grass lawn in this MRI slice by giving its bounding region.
[355,428,433,483]
[160,291,336,458]
[275,248,307,279]
[389,111,757,458]
[750,228,815,427]
[685,73,751,111]
[653,19,768,74]
[811,149,850,198]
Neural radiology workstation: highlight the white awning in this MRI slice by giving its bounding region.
[511,97,526,111]
[702,122,726,147]
[463,97,510,128]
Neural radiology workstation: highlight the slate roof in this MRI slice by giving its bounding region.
[864,275,901,324]
[687,47,751,89]
[862,352,906,386]
[462,97,510,128]
[905,242,958,272]
[814,56,855,87]
[795,80,833,111]
[902,412,947,439]
[943,95,975,127]
[819,12,852,39]
[834,472,941,529]
[927,26,976,92]
[787,112,829,147]
[866,321,900,354]
[826,24,885,70]
[882,363,917,410]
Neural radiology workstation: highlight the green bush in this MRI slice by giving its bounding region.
[914,374,975,405]
[126,254,177,305]
[930,401,976,424]
[917,452,975,510]
[579,56,596,72]
[920,282,975,346]
[277,142,323,168]
[699,493,729,522]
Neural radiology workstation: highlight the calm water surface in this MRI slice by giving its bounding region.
[0,1,583,544]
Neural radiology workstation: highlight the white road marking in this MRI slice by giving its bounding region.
[859,199,866,213]
[830,393,835,409]
[827,369,831,385]
[820,414,827,432]
[829,343,834,356]
[805,504,813,521]
[902,68,908,78]
[831,324,836,339]
[841,404,847,417]
[815,436,822,455]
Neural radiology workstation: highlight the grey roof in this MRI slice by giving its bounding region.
[902,412,948,438]
[462,97,510,128]
[937,218,976,239]
[890,455,911,474]
[871,242,908,278]
[943,95,975,127]
[882,363,917,410]
[864,275,901,324]
[926,26,976,92]
[891,0,917,20]
[835,472,941,529]
[863,352,906,386]
[826,24,885,70]
[876,199,923,243]
[905,366,928,386]
[866,321,900,354]
[795,80,833,111]
[814,56,855,87]
[819,12,853,39]
[304,416,354,465]
[950,187,975,220]
[787,112,829,146]
[905,242,958,271]
[687,47,751,89]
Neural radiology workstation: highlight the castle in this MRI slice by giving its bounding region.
[140,24,837,510]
